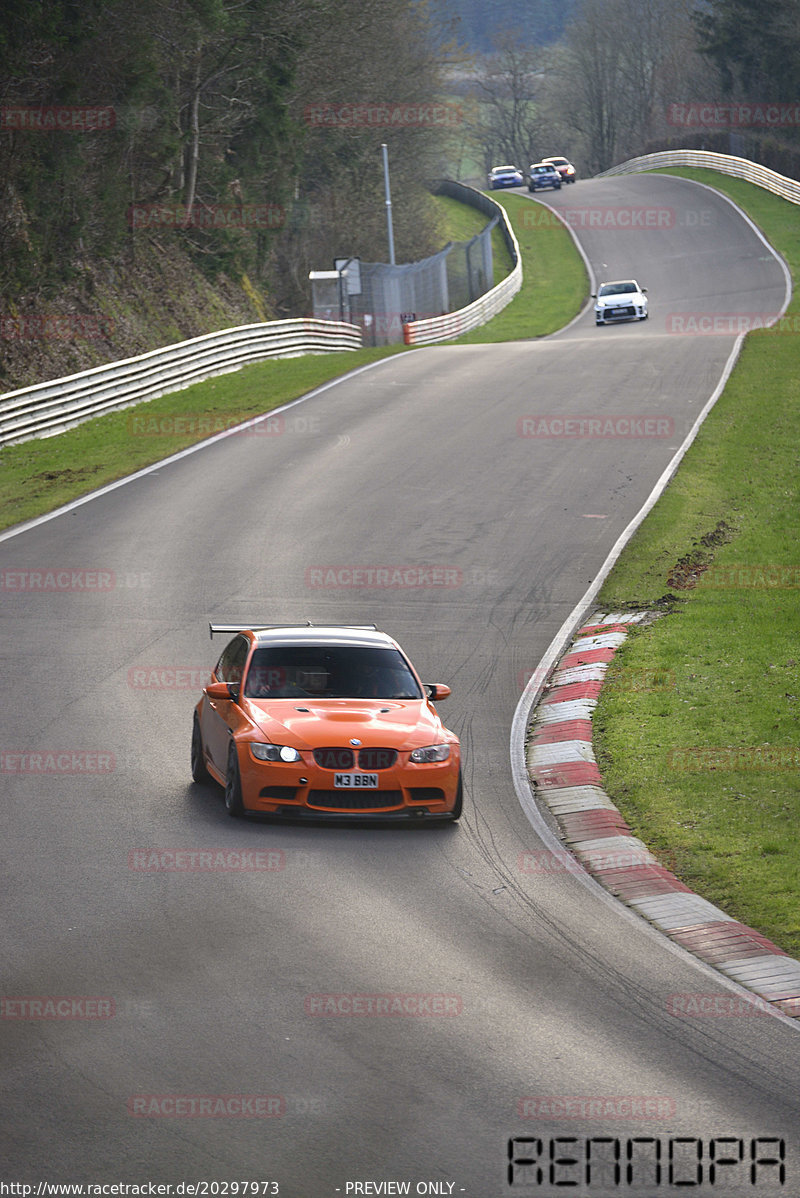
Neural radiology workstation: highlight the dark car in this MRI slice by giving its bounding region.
[488,165,524,189]
[528,162,562,192]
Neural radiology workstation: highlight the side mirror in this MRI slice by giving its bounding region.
[425,683,451,701]
[642,288,648,293]
[205,680,239,702]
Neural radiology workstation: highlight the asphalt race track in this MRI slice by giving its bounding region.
[2,174,798,1196]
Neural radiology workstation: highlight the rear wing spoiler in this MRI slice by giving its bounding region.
[209,622,378,639]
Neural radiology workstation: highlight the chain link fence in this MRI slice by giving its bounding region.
[310,191,498,346]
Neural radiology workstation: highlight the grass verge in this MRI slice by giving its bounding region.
[0,190,584,534]
[594,168,800,956]
[449,191,588,343]
[433,194,514,285]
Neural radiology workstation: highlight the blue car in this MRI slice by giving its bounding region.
[488,165,524,189]
[528,162,562,192]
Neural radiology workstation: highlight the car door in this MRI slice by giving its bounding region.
[201,634,249,773]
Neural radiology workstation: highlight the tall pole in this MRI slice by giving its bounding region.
[381,142,396,266]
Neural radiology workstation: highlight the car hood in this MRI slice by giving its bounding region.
[596,292,643,306]
[243,698,446,750]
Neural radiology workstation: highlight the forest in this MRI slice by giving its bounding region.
[1,0,798,384]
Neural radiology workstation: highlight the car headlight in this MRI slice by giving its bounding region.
[250,743,302,763]
[410,744,450,763]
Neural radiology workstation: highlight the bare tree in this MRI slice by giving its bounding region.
[555,0,709,174]
[474,31,545,168]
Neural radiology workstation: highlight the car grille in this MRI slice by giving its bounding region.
[356,748,397,770]
[607,305,635,317]
[308,790,404,810]
[313,747,397,770]
[314,747,354,769]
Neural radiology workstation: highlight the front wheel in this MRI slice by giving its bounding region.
[450,771,463,820]
[224,743,245,817]
[191,715,209,783]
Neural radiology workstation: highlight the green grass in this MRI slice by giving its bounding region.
[432,193,515,286]
[449,191,588,343]
[595,168,800,956]
[0,190,584,533]
[0,348,402,532]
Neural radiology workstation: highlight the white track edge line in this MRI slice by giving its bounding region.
[0,353,423,545]
[508,193,797,1026]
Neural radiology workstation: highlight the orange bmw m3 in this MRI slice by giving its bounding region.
[191,624,462,821]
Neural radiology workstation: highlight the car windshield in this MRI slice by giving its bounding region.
[599,282,637,295]
[244,645,423,700]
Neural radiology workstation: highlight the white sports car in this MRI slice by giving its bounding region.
[594,280,648,325]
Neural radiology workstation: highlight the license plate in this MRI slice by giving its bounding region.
[334,773,379,789]
[611,307,628,315]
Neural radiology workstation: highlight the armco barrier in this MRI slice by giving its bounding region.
[0,318,361,448]
[403,181,522,345]
[595,149,800,206]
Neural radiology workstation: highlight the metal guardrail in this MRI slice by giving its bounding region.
[403,181,522,346]
[0,318,362,448]
[595,150,800,206]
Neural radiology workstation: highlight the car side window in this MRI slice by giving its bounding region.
[215,635,248,685]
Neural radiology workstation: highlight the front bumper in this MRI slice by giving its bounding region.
[595,304,645,323]
[236,743,461,817]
